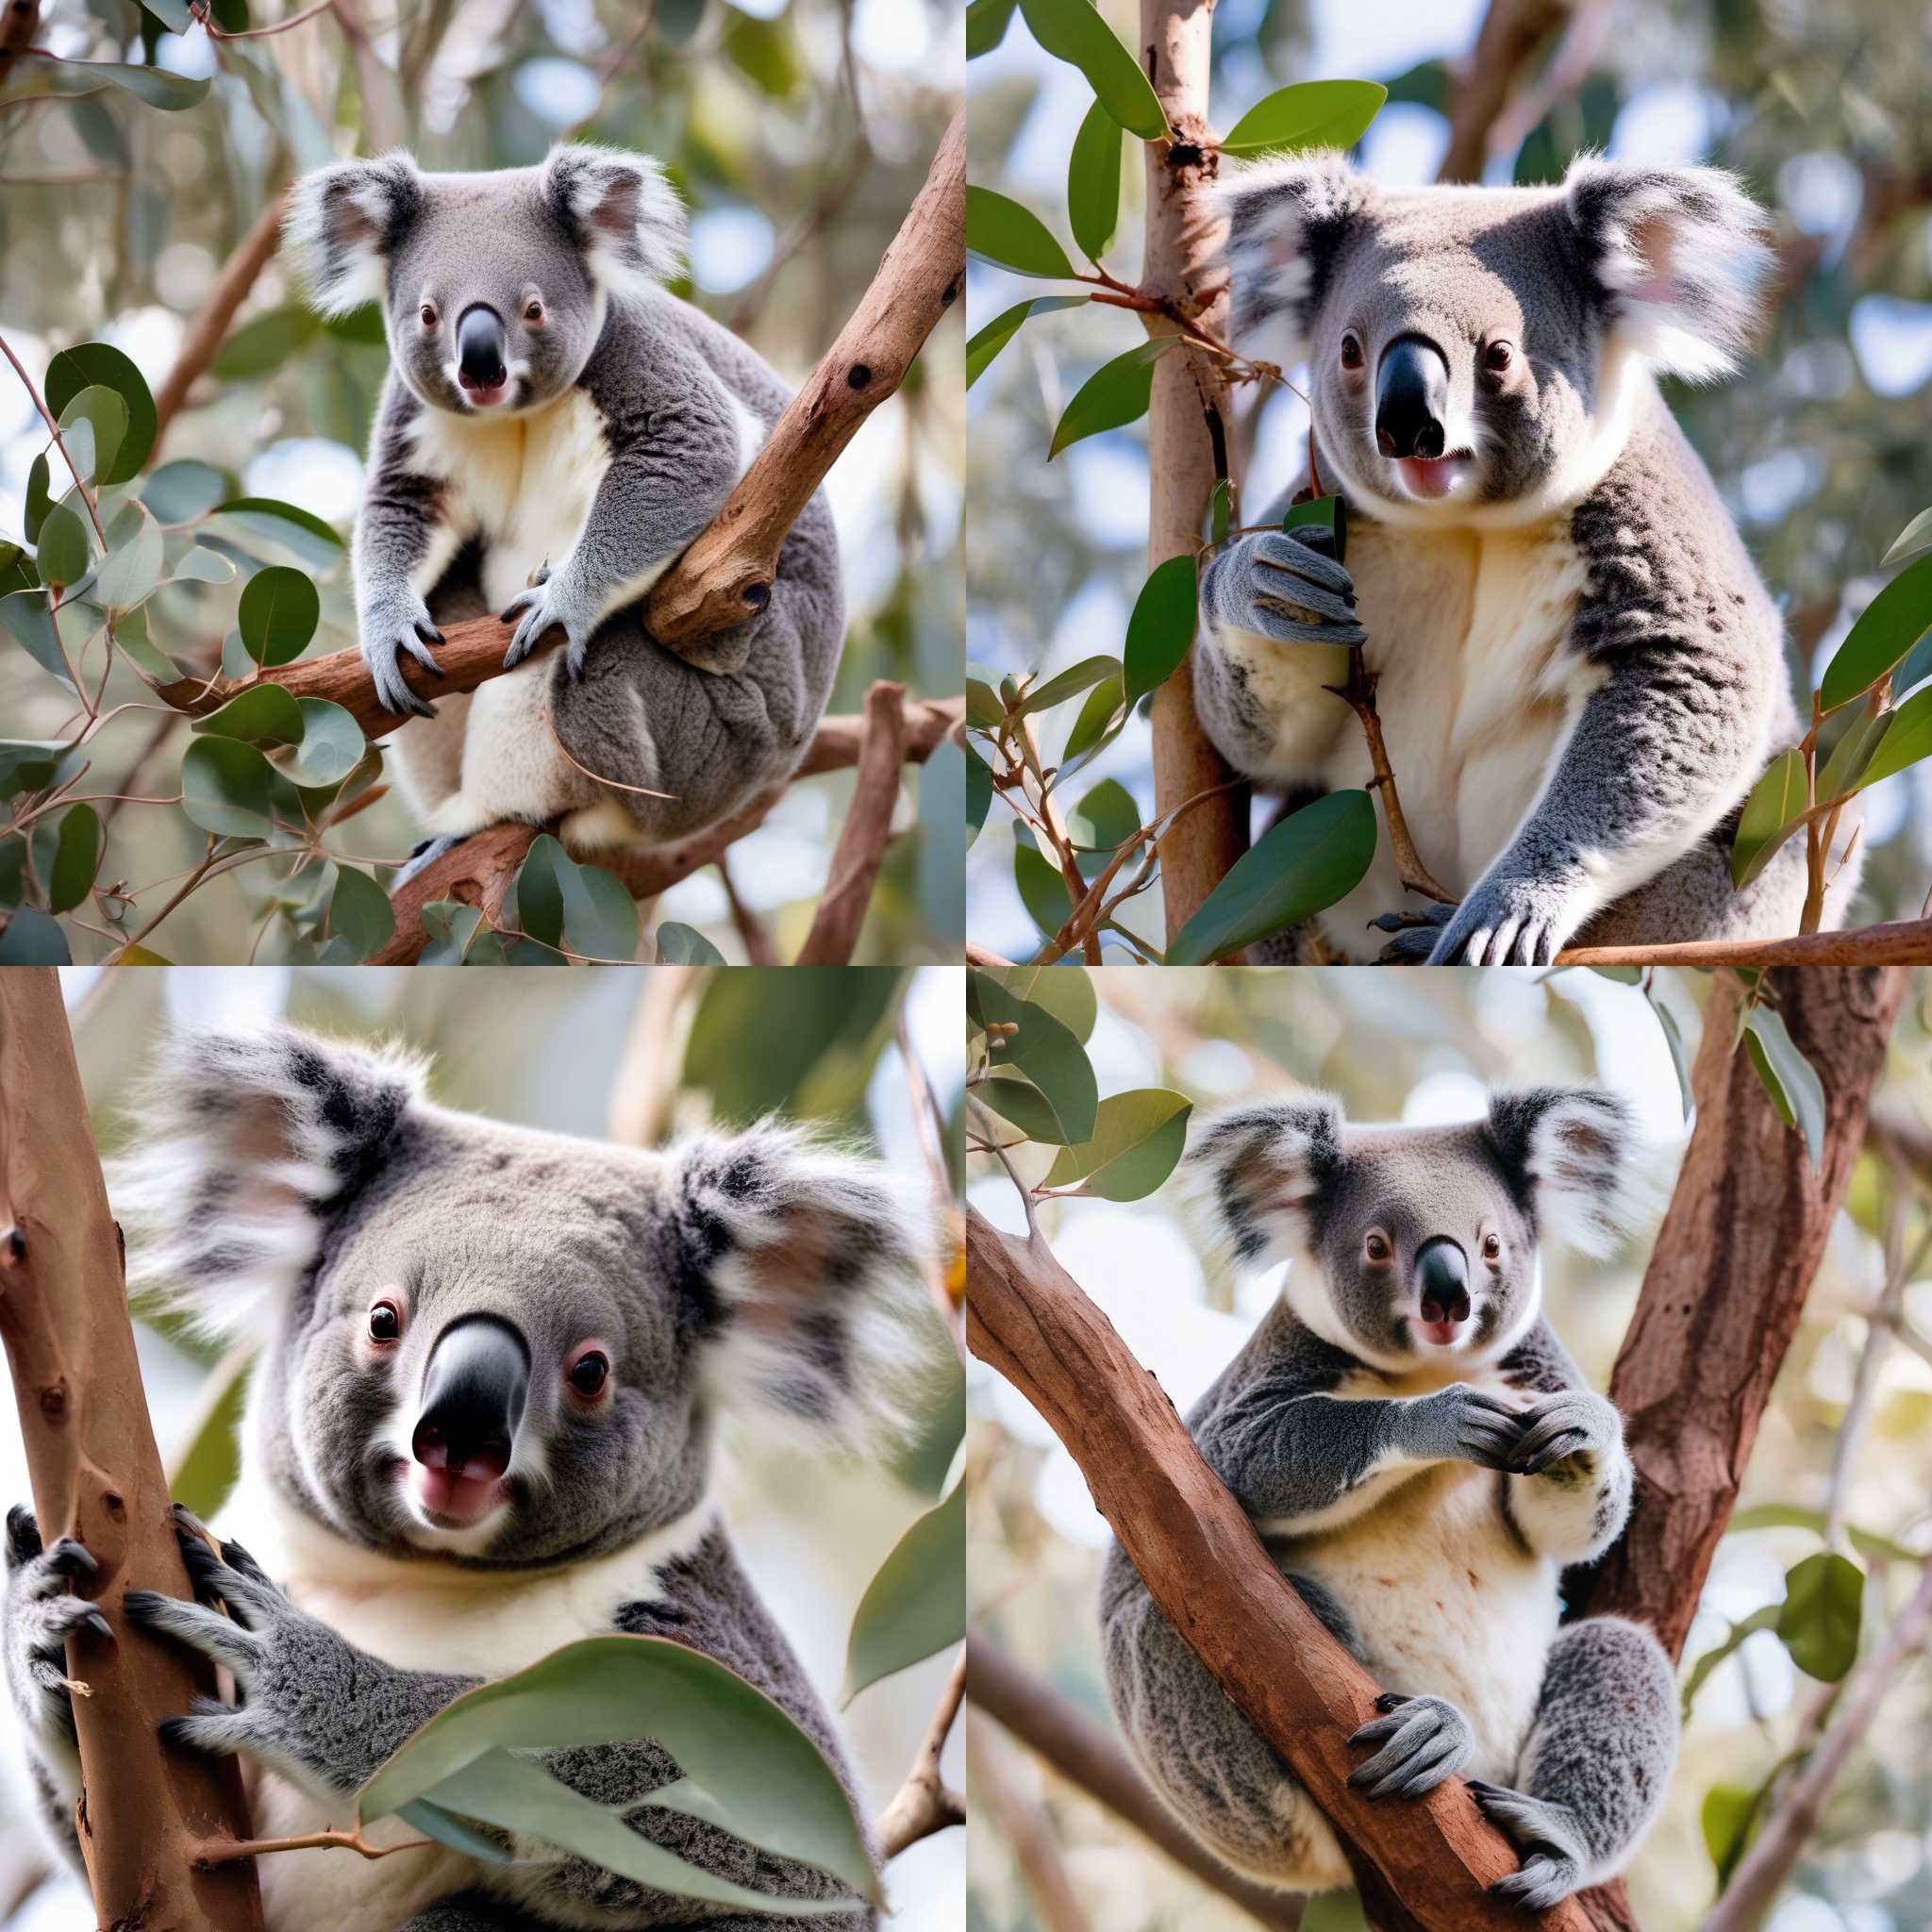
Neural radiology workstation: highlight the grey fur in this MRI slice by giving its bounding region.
[8,1027,934,1929]
[1197,151,1859,963]
[1103,1090,1676,1904]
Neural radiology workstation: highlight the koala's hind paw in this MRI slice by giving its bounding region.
[499,574,594,676]
[362,593,444,719]
[4,1510,112,1740]
[1346,1692,1474,1799]
[1467,1781,1590,1910]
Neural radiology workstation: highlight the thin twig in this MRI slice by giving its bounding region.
[1325,653,1457,905]
[871,1647,966,1860]
[795,679,908,965]
[1553,918,1932,970]
[193,1824,435,1867]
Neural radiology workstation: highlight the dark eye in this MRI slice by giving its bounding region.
[1363,1231,1391,1263]
[525,299,544,324]
[1483,340,1513,374]
[568,1350,608,1397]
[1340,331,1364,371]
[1482,1233,1502,1260]
[419,304,437,329]
[368,1300,402,1342]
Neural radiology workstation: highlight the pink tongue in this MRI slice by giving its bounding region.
[1397,456,1459,499]
[415,1466,500,1519]
[1418,1318,1461,1345]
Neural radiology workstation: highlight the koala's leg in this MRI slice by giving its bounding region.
[1472,1617,1676,1913]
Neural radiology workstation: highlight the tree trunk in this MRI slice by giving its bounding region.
[0,968,265,1930]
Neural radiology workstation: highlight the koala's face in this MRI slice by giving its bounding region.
[115,1032,928,1568]
[1219,154,1773,525]
[1182,1088,1643,1373]
[286,145,685,417]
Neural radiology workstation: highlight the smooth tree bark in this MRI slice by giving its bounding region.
[0,968,265,1931]
[1141,0,1247,947]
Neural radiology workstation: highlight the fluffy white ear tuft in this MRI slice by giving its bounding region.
[283,152,424,318]
[1208,151,1368,363]
[1485,1087,1657,1258]
[1563,157,1774,383]
[109,1028,427,1348]
[665,1124,940,1456]
[1172,1095,1346,1275]
[542,143,686,300]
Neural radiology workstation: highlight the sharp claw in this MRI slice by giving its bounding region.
[49,1540,98,1580]
[82,1610,113,1643]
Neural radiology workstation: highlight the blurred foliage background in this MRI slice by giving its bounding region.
[966,0,1932,960]
[967,965,1932,1932]
[0,0,964,964]
[0,962,966,1927]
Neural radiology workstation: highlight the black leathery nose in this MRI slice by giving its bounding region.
[1416,1236,1472,1324]
[1374,337,1449,461]
[412,1315,529,1480]
[456,305,508,390]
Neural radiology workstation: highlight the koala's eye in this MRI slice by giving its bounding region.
[1340,331,1364,371]
[524,298,545,325]
[567,1349,609,1398]
[368,1300,402,1342]
[419,303,438,330]
[1482,1232,1502,1261]
[1363,1230,1391,1263]
[1483,340,1514,374]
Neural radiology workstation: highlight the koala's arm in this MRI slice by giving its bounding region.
[1193,1375,1521,1536]
[354,376,453,719]
[1497,1319,1635,1563]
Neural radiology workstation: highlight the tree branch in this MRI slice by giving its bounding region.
[872,1647,966,1860]
[964,1208,1594,1932]
[794,678,909,965]
[0,969,265,1931]
[0,1,42,88]
[1551,920,1932,970]
[1436,0,1569,183]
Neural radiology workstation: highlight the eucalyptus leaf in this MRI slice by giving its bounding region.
[656,921,725,965]
[1049,339,1170,458]
[1123,554,1197,710]
[1728,747,1807,890]
[1018,0,1165,139]
[41,804,101,915]
[192,683,305,747]
[993,963,1096,1042]
[94,500,164,611]
[1856,684,1932,791]
[327,863,396,960]
[1818,551,1932,711]
[965,744,992,847]
[1041,1089,1193,1200]
[238,565,321,666]
[1012,654,1118,719]
[1776,1550,1863,1681]
[209,498,345,571]
[44,341,156,481]
[841,1480,963,1702]
[58,384,128,484]
[966,0,1018,58]
[1068,96,1123,261]
[965,295,1085,390]
[1881,505,1932,568]
[36,503,93,591]
[969,970,1097,1142]
[1743,1004,1825,1168]
[0,908,71,964]
[180,736,277,838]
[143,459,231,525]
[0,591,75,690]
[285,700,367,787]
[1222,79,1388,156]
[965,187,1074,280]
[211,305,320,380]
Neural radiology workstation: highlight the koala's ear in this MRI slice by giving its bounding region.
[284,152,424,318]
[1173,1096,1346,1272]
[1211,151,1368,357]
[1562,158,1774,383]
[662,1125,935,1452]
[110,1029,426,1344]
[1485,1087,1653,1257]
[542,143,686,299]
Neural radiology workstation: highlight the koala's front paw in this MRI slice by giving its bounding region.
[1347,1692,1474,1799]
[1204,526,1367,648]
[4,1506,112,1746]
[361,591,444,719]
[1468,1781,1591,1909]
[1425,873,1576,967]
[1507,1391,1621,1482]
[499,571,597,677]
[1407,1385,1524,1471]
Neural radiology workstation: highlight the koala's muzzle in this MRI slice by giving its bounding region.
[455,305,509,402]
[1414,1236,1472,1342]
[1374,337,1449,461]
[412,1315,529,1489]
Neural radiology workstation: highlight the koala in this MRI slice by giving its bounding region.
[1101,1087,1677,1911]
[284,146,843,878]
[1194,152,1861,963]
[5,1027,936,1931]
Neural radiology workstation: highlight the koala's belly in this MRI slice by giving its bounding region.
[1310,519,1598,959]
[1277,1462,1556,1780]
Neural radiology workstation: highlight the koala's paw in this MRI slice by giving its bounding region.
[1507,1391,1622,1482]
[499,572,597,677]
[361,591,444,719]
[4,1507,112,1745]
[1347,1692,1474,1799]
[1425,874,1575,967]
[1372,902,1455,964]
[1205,526,1366,648]
[1408,1385,1524,1471]
[1467,1781,1590,1909]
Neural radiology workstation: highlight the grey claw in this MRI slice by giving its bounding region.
[82,1610,113,1643]
[47,1539,97,1581]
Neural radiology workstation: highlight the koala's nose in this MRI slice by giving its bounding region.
[1374,337,1449,461]
[412,1315,529,1480]
[1415,1237,1472,1326]
[455,305,508,392]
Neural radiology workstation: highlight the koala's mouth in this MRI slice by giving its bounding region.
[1389,451,1474,502]
[1411,1269,1474,1348]
[457,374,513,409]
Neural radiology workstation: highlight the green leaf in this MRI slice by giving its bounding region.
[561,859,640,962]
[1818,552,1932,711]
[0,591,75,689]
[42,804,101,914]
[1019,0,1165,139]
[143,459,231,525]
[419,900,487,963]
[1061,671,1125,765]
[993,963,1096,1042]
[167,1352,250,1521]
[1222,80,1389,156]
[139,0,193,28]
[965,295,1085,390]
[683,972,899,1125]
[1856,684,1932,791]
[0,544,35,599]
[48,55,211,111]
[58,419,98,493]
[1168,790,1377,965]
[94,500,164,611]
[1012,654,1118,719]
[208,498,344,571]
[1681,1605,1779,1720]
[321,303,388,345]
[965,187,1074,280]
[285,700,366,787]
[514,836,569,948]
[1123,554,1197,710]
[1702,1782,1762,1884]
[1882,506,1932,568]
[1647,991,1694,1122]
[36,503,92,591]
[1067,95,1122,262]
[1210,477,1231,545]
[394,1795,516,1864]
[0,741,85,799]
[1777,1549,1863,1681]
[1743,1005,1825,1169]
[164,545,238,587]
[966,0,1019,58]
[965,676,1006,727]
[44,341,156,482]
[327,863,396,960]
[25,455,52,545]
[1283,491,1345,558]
[1042,1089,1193,1200]
[58,383,128,484]
[969,970,1097,1141]
[180,736,277,838]
[965,744,992,848]
[1815,704,1891,801]
[0,908,71,964]
[358,1634,880,1907]
[1728,747,1807,890]
[656,921,724,964]
[841,1479,963,1703]
[1067,777,1140,872]
[211,305,319,380]
[192,682,305,747]
[238,565,321,667]
[1013,830,1073,942]
[1049,339,1170,458]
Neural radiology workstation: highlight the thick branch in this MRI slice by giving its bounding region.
[1142,1,1247,947]
[0,970,265,1931]
[1437,0,1568,183]
[1552,920,1932,970]
[794,678,908,965]
[642,112,964,650]
[965,1208,1592,1932]
[967,1630,1303,1930]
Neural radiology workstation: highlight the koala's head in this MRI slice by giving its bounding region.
[1216,152,1774,525]
[1178,1088,1645,1372]
[285,144,684,416]
[114,1029,933,1568]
